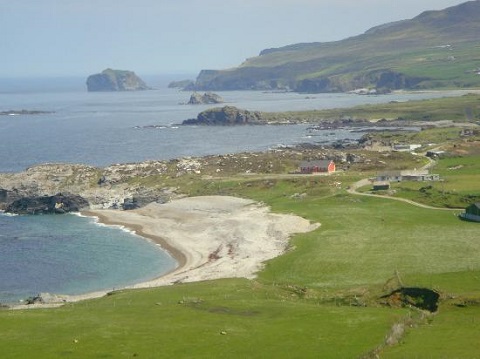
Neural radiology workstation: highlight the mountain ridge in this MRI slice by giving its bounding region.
[193,0,480,93]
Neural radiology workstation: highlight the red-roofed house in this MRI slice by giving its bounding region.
[300,160,335,174]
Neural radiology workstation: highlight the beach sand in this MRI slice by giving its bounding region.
[16,196,319,307]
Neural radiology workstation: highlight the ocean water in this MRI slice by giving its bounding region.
[0,212,176,304]
[0,76,470,304]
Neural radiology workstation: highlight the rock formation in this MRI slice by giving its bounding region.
[86,69,150,92]
[6,193,89,215]
[0,163,179,212]
[182,106,263,126]
[187,92,224,105]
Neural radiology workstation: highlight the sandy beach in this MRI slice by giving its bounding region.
[53,195,316,302]
[11,195,318,308]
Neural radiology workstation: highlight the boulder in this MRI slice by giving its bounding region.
[182,106,263,126]
[5,193,89,215]
[86,69,150,92]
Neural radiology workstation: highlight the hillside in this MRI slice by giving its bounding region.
[193,0,480,92]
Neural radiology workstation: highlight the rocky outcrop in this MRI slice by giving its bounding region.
[6,193,89,215]
[0,163,180,211]
[24,293,67,305]
[0,110,54,116]
[182,106,263,126]
[187,92,224,105]
[0,147,368,214]
[86,69,150,92]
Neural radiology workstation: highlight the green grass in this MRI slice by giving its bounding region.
[256,194,480,289]
[2,188,480,358]
[365,154,480,208]
[2,152,480,358]
[0,280,400,359]
[262,94,480,123]
[383,304,480,359]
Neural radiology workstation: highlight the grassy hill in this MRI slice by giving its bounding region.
[194,1,480,92]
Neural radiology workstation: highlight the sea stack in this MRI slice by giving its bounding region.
[86,68,150,92]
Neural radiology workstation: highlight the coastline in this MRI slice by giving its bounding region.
[11,196,319,308]
[82,210,187,272]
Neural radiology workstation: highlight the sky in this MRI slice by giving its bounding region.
[0,0,471,78]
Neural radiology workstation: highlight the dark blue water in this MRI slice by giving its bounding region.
[0,76,470,304]
[0,77,464,173]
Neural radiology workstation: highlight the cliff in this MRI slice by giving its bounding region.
[86,69,150,92]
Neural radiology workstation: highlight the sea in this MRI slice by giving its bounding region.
[0,74,469,304]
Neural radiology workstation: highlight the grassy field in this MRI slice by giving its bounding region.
[262,93,480,123]
[2,155,480,358]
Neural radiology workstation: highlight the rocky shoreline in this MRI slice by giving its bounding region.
[0,143,370,214]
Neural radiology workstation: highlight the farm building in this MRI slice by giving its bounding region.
[459,203,480,222]
[300,160,335,174]
[393,144,422,152]
[376,170,439,182]
[373,181,390,191]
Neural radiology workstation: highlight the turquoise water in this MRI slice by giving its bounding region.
[0,212,176,304]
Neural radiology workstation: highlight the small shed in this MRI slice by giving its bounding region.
[373,181,390,191]
[426,150,445,159]
[393,144,422,152]
[460,203,480,222]
[300,160,335,174]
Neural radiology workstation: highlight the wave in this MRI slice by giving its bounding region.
[0,210,18,217]
[70,212,139,236]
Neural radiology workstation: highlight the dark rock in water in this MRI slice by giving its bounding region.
[187,92,224,105]
[0,188,22,210]
[182,106,263,126]
[0,189,9,203]
[86,68,150,92]
[5,193,89,215]
[0,109,54,116]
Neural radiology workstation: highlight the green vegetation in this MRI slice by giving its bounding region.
[357,153,480,208]
[2,146,480,357]
[2,94,480,357]
[195,2,480,92]
[262,93,480,123]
